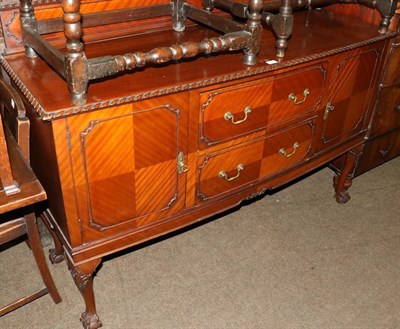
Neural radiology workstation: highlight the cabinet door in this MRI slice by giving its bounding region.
[55,96,188,244]
[321,48,381,146]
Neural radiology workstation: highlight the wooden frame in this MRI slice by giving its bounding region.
[206,0,398,55]
[16,0,398,106]
[0,78,62,316]
[19,0,268,105]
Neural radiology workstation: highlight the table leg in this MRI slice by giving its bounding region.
[333,145,363,204]
[69,258,102,329]
[40,212,65,264]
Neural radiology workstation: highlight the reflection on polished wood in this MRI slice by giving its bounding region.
[0,2,398,328]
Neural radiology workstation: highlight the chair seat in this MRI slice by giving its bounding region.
[0,128,46,215]
[0,78,61,317]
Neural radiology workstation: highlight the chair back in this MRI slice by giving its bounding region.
[0,95,19,196]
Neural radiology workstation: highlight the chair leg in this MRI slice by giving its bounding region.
[24,212,62,304]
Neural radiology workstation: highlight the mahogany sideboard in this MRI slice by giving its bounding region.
[0,1,398,328]
[330,3,400,175]
[354,4,400,174]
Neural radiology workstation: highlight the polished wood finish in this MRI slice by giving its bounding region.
[0,5,397,328]
[0,79,61,317]
[358,5,400,173]
[13,0,266,104]
[0,107,18,196]
[333,4,400,175]
[199,64,325,147]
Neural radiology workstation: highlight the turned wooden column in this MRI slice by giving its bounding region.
[19,0,38,58]
[377,0,398,33]
[263,0,293,58]
[62,0,88,105]
[172,0,186,32]
[244,0,263,65]
[275,0,293,58]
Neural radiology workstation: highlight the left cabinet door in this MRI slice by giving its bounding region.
[53,95,189,244]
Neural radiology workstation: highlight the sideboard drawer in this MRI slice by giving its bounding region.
[356,128,400,175]
[370,85,400,137]
[382,39,400,85]
[199,65,325,146]
[196,121,315,201]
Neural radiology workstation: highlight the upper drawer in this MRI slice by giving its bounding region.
[196,120,315,201]
[199,64,326,147]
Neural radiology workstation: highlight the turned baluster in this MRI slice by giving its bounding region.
[244,0,263,65]
[202,0,215,11]
[19,0,38,58]
[62,0,88,105]
[172,0,186,32]
[275,0,293,58]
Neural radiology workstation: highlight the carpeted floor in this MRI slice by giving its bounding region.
[1,157,399,329]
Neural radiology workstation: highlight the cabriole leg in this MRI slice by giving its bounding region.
[39,212,65,264]
[68,259,102,329]
[333,146,363,204]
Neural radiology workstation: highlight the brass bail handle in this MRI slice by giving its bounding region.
[218,163,245,182]
[224,106,252,125]
[288,88,310,105]
[278,142,300,158]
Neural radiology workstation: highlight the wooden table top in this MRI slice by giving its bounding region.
[1,8,396,119]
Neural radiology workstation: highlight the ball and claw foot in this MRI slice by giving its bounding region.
[49,248,65,264]
[80,311,102,329]
[335,189,350,204]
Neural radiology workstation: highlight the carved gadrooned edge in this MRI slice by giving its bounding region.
[0,32,397,121]
[0,0,60,11]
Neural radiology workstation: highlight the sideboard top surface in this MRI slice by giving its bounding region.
[1,8,396,119]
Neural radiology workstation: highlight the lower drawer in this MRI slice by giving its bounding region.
[196,121,315,201]
[370,85,400,137]
[356,128,400,175]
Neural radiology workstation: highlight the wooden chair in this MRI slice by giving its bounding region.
[0,79,61,316]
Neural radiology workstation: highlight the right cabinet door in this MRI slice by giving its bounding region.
[320,46,382,147]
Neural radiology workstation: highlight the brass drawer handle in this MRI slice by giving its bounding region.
[288,88,310,105]
[278,142,300,158]
[379,149,389,158]
[224,106,252,125]
[218,163,245,182]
